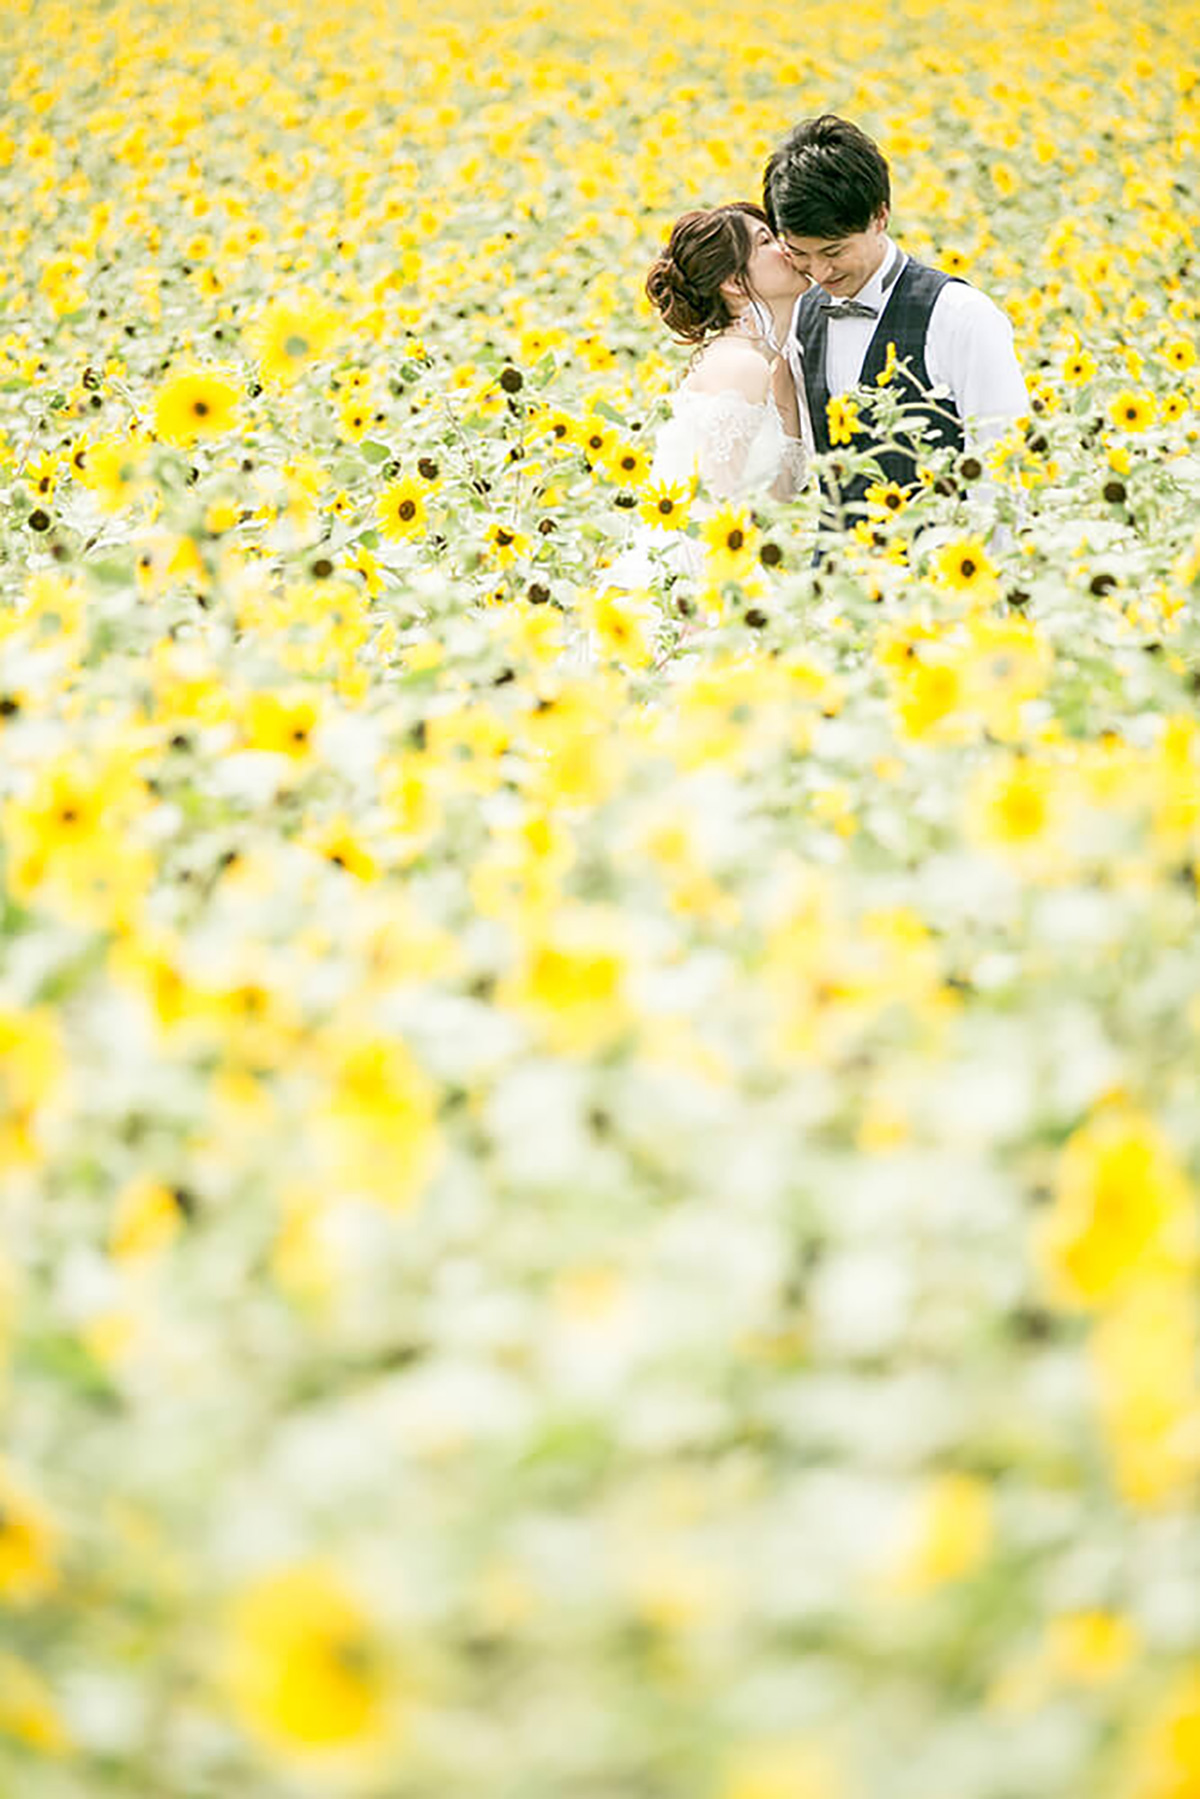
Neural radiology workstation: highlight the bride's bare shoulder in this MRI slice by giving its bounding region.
[681,338,770,403]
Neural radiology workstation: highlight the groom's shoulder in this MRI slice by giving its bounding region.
[898,253,968,292]
[903,256,1012,326]
[927,269,1015,329]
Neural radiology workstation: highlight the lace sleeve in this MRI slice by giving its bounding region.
[692,394,773,500]
[773,433,809,501]
[655,391,777,502]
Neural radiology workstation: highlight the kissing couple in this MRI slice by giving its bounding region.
[638,112,1029,557]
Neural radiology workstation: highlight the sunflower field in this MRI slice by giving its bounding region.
[1,0,1198,1792]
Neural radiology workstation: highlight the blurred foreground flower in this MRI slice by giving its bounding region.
[0,1461,59,1604]
[885,1472,994,1597]
[224,1563,396,1763]
[1038,1108,1196,1309]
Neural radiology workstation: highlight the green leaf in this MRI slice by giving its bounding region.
[591,398,626,426]
[360,441,393,464]
[17,1330,120,1406]
[88,556,135,587]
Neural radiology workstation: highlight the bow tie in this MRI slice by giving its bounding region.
[820,299,879,319]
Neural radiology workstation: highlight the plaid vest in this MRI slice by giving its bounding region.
[795,256,966,523]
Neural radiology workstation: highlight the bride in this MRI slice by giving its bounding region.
[603,203,812,590]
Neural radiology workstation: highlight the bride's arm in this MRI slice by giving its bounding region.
[768,354,809,500]
[770,352,802,441]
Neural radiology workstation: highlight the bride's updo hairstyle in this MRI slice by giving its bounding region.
[646,203,770,344]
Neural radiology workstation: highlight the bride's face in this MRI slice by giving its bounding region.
[738,216,810,304]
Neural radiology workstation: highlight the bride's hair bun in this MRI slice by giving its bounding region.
[645,203,769,344]
[645,249,709,341]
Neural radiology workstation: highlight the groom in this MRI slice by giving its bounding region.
[763,114,1028,538]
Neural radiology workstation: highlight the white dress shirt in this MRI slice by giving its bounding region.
[789,236,1028,454]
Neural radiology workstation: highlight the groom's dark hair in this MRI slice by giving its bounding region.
[764,115,890,239]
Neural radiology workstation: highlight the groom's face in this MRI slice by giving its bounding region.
[779,207,889,299]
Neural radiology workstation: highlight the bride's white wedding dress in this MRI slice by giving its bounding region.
[603,381,810,589]
[655,385,809,502]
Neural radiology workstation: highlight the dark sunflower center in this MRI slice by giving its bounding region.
[329,1635,375,1679]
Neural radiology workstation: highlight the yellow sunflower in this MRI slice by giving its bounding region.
[826,395,863,446]
[1108,389,1155,433]
[1162,337,1196,373]
[483,520,532,567]
[254,291,341,387]
[637,479,692,531]
[603,439,652,487]
[587,589,656,668]
[24,452,58,500]
[243,692,321,760]
[865,480,907,518]
[153,367,242,447]
[76,433,149,512]
[376,478,427,541]
[1062,348,1097,385]
[933,535,999,597]
[574,414,616,464]
[337,395,372,443]
[204,497,241,535]
[224,1562,392,1758]
[701,504,758,579]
